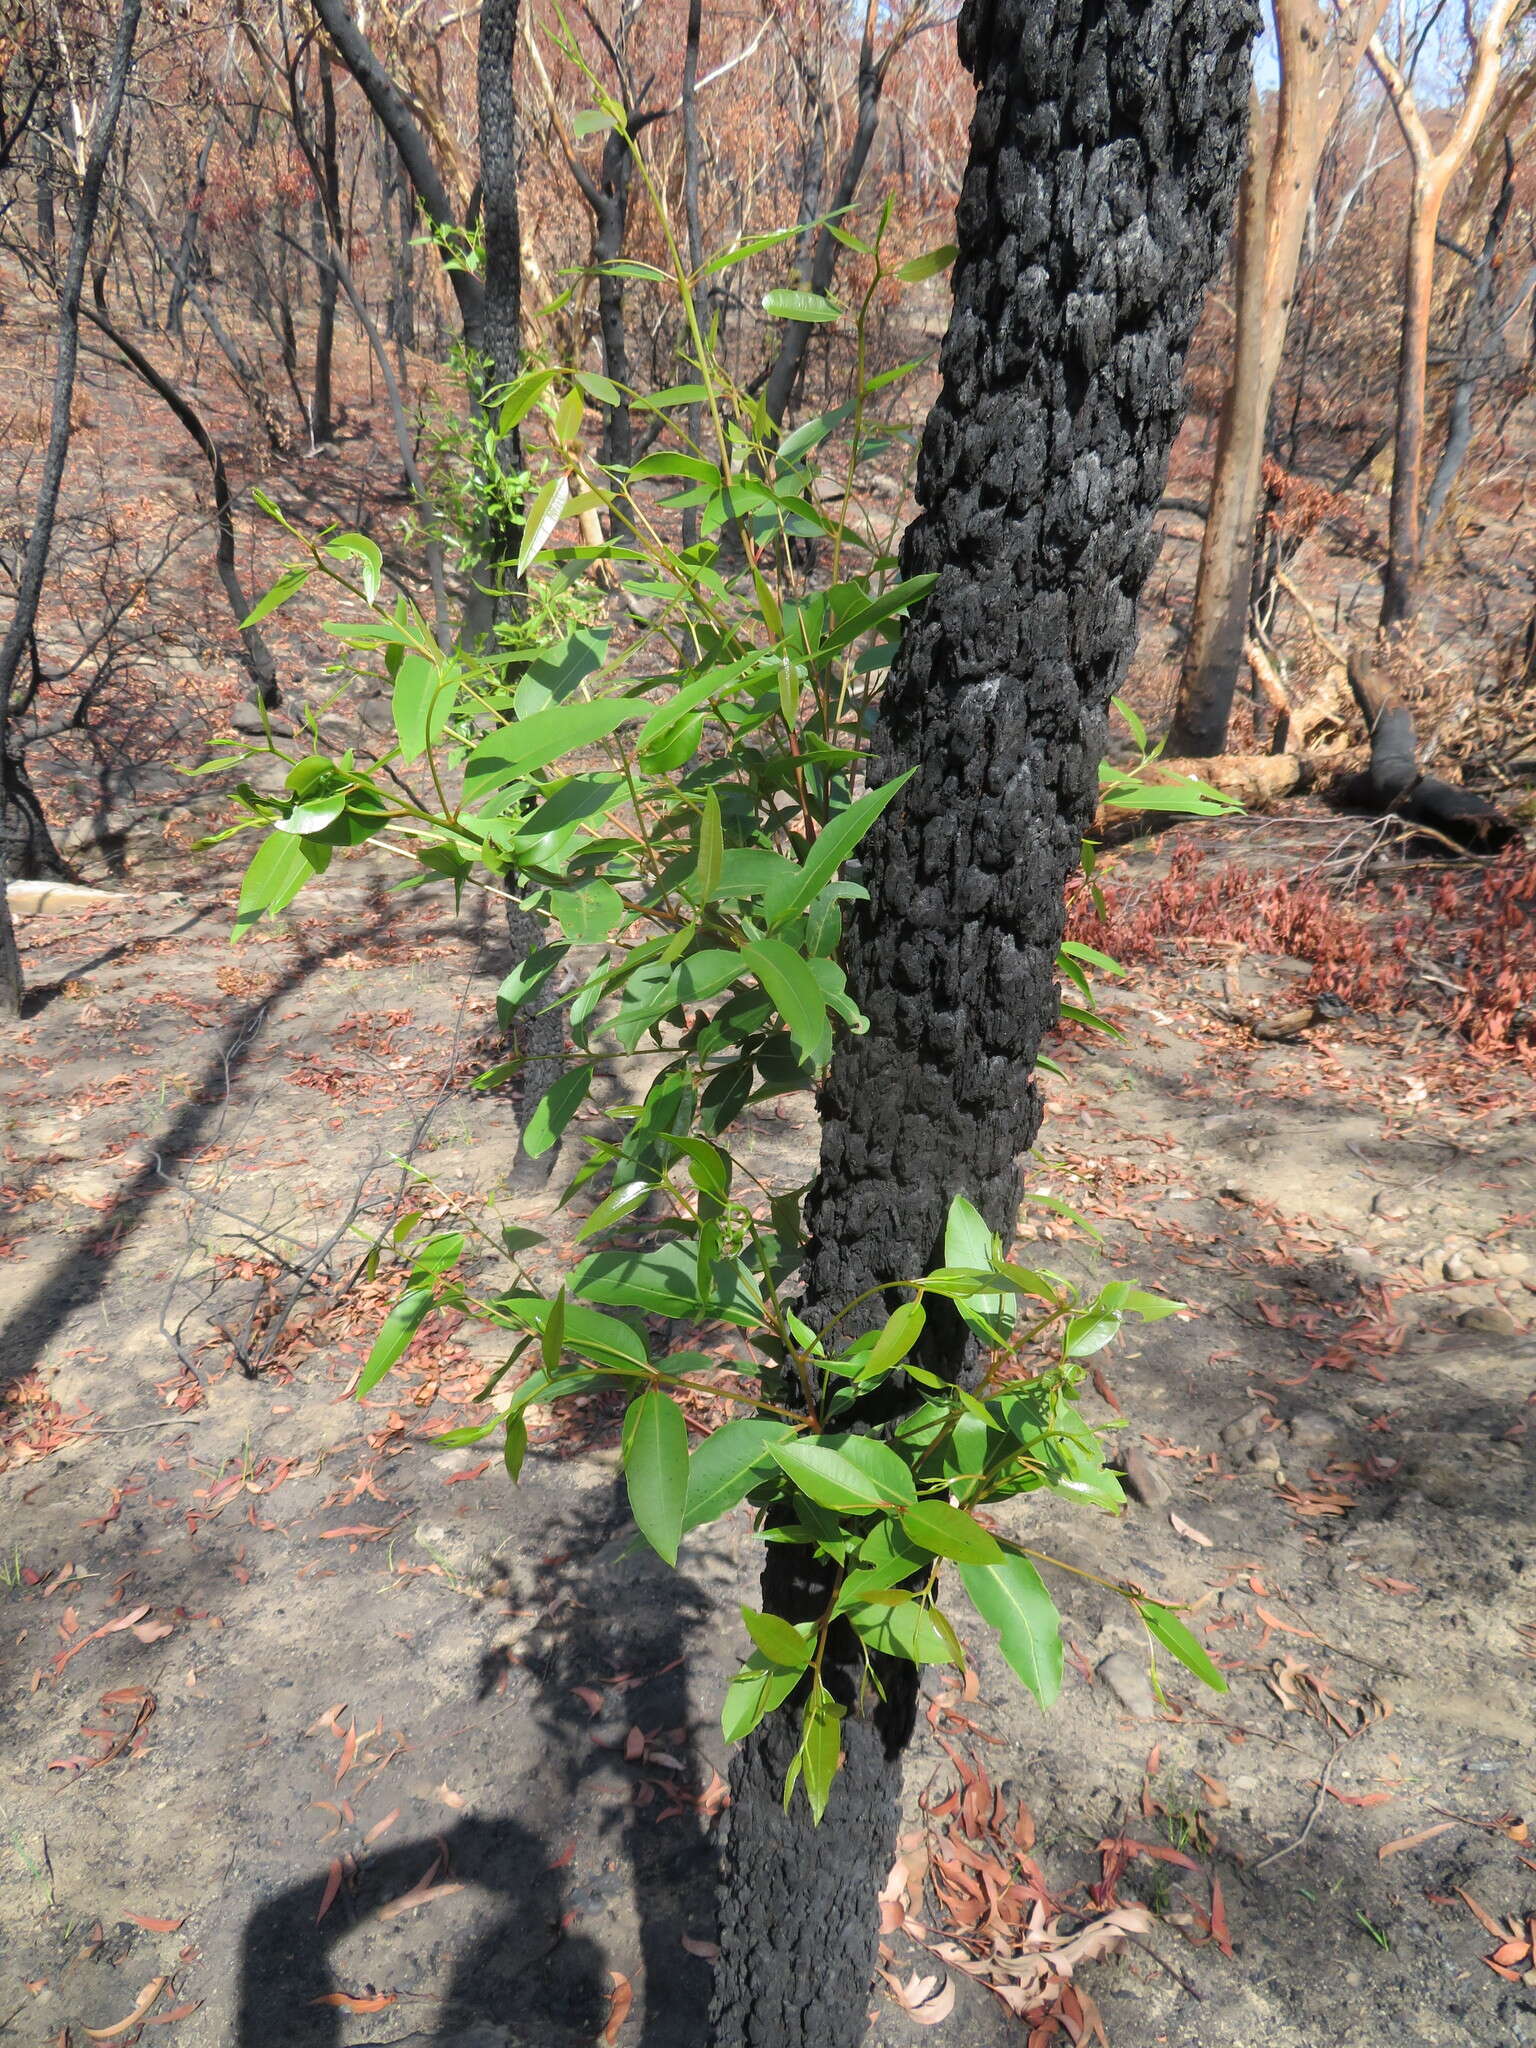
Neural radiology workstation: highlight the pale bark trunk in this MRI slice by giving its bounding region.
[1166,0,1389,755]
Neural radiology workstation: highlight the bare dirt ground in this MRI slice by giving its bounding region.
[4,791,1534,2048]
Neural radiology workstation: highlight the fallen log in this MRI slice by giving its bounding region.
[1335,646,1519,854]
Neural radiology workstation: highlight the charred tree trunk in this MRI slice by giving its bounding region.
[34,116,57,261]
[593,132,637,472]
[310,52,340,446]
[680,0,707,549]
[82,308,280,708]
[166,118,216,338]
[475,0,524,616]
[1338,644,1516,850]
[761,4,887,433]
[0,0,143,1019]
[709,0,1254,2039]
[1421,138,1517,546]
[478,0,568,1177]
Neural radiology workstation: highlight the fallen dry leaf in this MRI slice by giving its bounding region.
[681,1935,720,1959]
[122,1914,184,1934]
[602,1970,634,2044]
[879,1969,956,2024]
[310,1991,398,2013]
[1325,1786,1397,1808]
[1169,1512,1213,1548]
[1378,1821,1457,1860]
[1050,1906,1153,1976]
[1458,1888,1511,1942]
[362,1809,400,1847]
[83,1976,168,2038]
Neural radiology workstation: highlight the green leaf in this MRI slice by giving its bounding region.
[895,243,958,283]
[741,1606,813,1668]
[547,880,626,942]
[944,1191,994,1269]
[1098,770,1237,817]
[517,474,570,574]
[740,938,832,1068]
[574,1242,763,1327]
[959,1554,1063,1708]
[795,1683,845,1822]
[325,531,383,601]
[494,367,557,434]
[855,1300,925,1377]
[428,1415,503,1449]
[503,1411,528,1481]
[702,224,804,275]
[391,651,439,764]
[721,1653,801,1742]
[1062,1308,1122,1358]
[683,1418,795,1533]
[764,772,912,927]
[356,1285,434,1397]
[1059,939,1127,978]
[844,1595,960,1665]
[901,1499,1004,1563]
[573,1178,653,1243]
[524,1065,592,1157]
[233,830,330,938]
[824,1434,917,1506]
[461,699,633,804]
[515,626,611,713]
[623,1388,689,1566]
[240,563,310,627]
[575,370,623,406]
[492,1293,649,1373]
[496,943,570,1025]
[541,1285,567,1372]
[771,1440,901,1514]
[693,788,723,906]
[1136,1601,1228,1693]
[763,288,841,323]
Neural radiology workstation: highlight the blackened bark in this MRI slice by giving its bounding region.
[310,0,485,353]
[166,119,216,337]
[761,10,885,432]
[477,0,567,1171]
[680,0,706,548]
[34,117,57,259]
[593,131,637,472]
[310,52,340,445]
[0,0,143,1019]
[1338,644,1515,851]
[82,307,280,707]
[710,1,1254,2040]
[1421,138,1516,546]
[475,0,525,631]
[505,902,569,1187]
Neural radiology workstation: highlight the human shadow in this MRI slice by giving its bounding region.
[237,1813,609,2047]
[235,1471,724,2046]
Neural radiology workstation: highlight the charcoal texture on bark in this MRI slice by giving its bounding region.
[710,1,1254,2042]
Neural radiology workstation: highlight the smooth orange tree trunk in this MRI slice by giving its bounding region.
[1167,0,1390,756]
[1369,0,1523,630]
